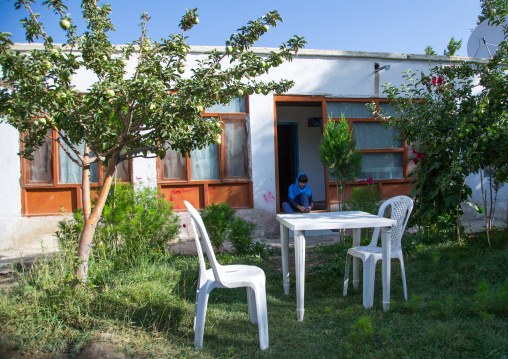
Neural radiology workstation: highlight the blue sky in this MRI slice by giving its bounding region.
[1,0,481,57]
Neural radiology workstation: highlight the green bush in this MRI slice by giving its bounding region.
[343,184,381,215]
[56,182,180,282]
[199,202,256,255]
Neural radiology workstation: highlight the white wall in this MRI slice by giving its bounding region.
[0,123,22,250]
[249,94,277,213]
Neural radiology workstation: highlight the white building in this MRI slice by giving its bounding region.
[0,44,506,252]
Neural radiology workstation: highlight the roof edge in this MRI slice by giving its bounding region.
[11,43,491,63]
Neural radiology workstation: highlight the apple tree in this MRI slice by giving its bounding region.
[0,0,306,283]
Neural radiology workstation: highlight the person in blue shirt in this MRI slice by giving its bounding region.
[282,173,314,213]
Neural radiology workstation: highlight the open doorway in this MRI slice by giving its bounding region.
[276,101,327,211]
[277,123,298,208]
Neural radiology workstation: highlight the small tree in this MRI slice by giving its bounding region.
[319,116,362,212]
[0,0,306,284]
[444,37,462,57]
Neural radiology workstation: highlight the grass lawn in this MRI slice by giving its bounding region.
[0,230,507,358]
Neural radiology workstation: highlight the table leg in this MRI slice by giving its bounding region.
[280,224,290,295]
[294,230,306,321]
[381,227,392,311]
[352,228,361,290]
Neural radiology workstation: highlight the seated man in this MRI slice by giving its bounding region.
[282,173,314,213]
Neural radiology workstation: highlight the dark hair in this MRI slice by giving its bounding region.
[298,174,308,183]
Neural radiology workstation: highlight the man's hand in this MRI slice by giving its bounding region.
[297,205,305,212]
[306,206,311,213]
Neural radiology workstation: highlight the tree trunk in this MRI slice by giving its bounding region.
[82,143,91,225]
[479,165,491,248]
[74,154,119,285]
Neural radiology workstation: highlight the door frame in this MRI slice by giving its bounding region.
[273,95,329,212]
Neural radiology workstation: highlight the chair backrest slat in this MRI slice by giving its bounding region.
[370,196,413,250]
[184,201,222,282]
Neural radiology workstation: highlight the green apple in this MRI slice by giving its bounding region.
[236,89,244,97]
[214,134,221,145]
[149,103,156,110]
[457,166,463,172]
[446,137,452,143]
[193,17,199,24]
[458,133,464,139]
[120,59,128,66]
[42,61,51,70]
[226,45,233,54]
[196,105,204,113]
[177,66,185,74]
[255,88,261,94]
[61,71,72,82]
[169,41,177,50]
[59,19,71,30]
[39,118,46,125]
[179,47,187,54]
[262,89,269,95]
[262,24,269,32]
[105,89,115,98]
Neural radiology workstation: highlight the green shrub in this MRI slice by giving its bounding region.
[56,182,180,282]
[344,184,381,215]
[199,202,256,254]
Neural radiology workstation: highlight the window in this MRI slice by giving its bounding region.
[160,98,249,183]
[158,97,252,209]
[21,129,131,215]
[326,99,407,181]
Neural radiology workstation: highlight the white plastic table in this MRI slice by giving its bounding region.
[276,211,396,321]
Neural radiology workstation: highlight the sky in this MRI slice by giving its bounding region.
[0,0,482,57]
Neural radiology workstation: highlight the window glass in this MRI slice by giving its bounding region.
[353,122,401,149]
[29,131,53,183]
[378,102,400,117]
[59,142,98,183]
[191,144,219,180]
[326,102,373,118]
[225,121,246,177]
[115,161,129,181]
[163,147,187,180]
[360,153,403,179]
[205,96,246,113]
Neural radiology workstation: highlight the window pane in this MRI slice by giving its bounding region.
[225,121,247,177]
[353,122,401,149]
[191,145,219,180]
[378,102,402,117]
[29,131,53,183]
[58,142,98,183]
[115,161,129,181]
[326,102,373,118]
[206,96,246,113]
[163,147,187,180]
[361,153,403,179]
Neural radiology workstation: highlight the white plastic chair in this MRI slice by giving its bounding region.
[343,196,414,306]
[184,201,269,351]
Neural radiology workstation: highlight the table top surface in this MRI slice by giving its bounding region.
[276,211,396,231]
